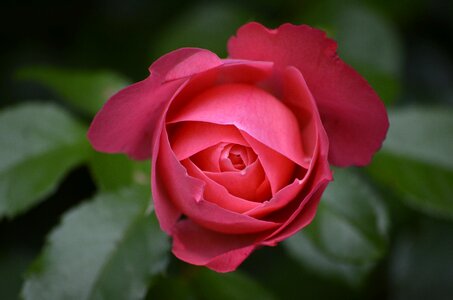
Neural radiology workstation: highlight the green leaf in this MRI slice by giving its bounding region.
[16,66,129,115]
[335,6,403,104]
[22,186,169,300]
[191,268,276,300]
[389,218,453,300]
[0,103,89,218]
[88,151,150,191]
[146,275,195,300]
[0,247,36,300]
[147,268,276,300]
[285,169,389,287]
[367,106,453,220]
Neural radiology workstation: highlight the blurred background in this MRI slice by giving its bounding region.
[1,0,452,299]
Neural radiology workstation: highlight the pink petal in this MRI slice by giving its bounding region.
[228,22,389,166]
[168,122,247,161]
[168,83,309,169]
[88,78,184,159]
[240,131,295,194]
[172,219,258,272]
[181,158,262,213]
[280,66,320,159]
[88,48,223,159]
[167,60,274,117]
[245,176,305,219]
[262,179,329,246]
[243,73,329,217]
[153,127,281,234]
[149,47,223,83]
[262,136,332,244]
[204,159,271,202]
[190,143,225,172]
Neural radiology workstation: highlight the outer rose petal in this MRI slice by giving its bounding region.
[228,22,389,166]
[88,48,222,159]
[149,48,223,83]
[172,219,258,272]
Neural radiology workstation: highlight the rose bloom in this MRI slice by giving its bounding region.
[88,22,388,272]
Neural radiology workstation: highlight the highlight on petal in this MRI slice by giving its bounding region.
[228,22,389,166]
[168,83,309,168]
[149,48,223,83]
[168,122,248,161]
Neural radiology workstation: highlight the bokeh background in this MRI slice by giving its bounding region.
[1,0,452,299]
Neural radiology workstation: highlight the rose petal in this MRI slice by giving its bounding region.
[88,48,223,159]
[240,131,295,194]
[262,132,332,244]
[190,143,225,172]
[204,159,271,202]
[182,159,262,213]
[153,127,281,234]
[167,60,274,118]
[168,122,247,161]
[280,66,321,159]
[149,47,223,83]
[262,179,329,246]
[172,219,258,272]
[245,175,304,219]
[228,22,389,166]
[88,78,184,159]
[168,83,309,169]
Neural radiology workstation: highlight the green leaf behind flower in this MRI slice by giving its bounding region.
[284,169,389,287]
[16,67,130,115]
[0,103,89,218]
[367,106,453,220]
[21,186,169,300]
[148,268,276,300]
[88,151,150,192]
[335,6,403,105]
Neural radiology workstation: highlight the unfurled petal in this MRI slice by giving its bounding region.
[149,48,223,83]
[204,159,271,202]
[169,122,247,161]
[88,78,183,159]
[228,22,389,166]
[154,128,281,234]
[168,83,309,168]
[182,159,262,213]
[172,220,258,272]
[88,48,223,159]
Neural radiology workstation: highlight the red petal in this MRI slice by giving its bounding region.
[153,127,281,234]
[149,47,223,83]
[240,131,295,194]
[182,158,262,213]
[172,219,258,272]
[168,83,309,169]
[88,78,183,159]
[228,22,389,166]
[204,159,271,202]
[169,122,247,161]
[88,48,222,160]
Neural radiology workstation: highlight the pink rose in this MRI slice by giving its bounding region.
[88,22,388,272]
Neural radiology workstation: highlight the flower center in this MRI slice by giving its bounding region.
[219,144,257,172]
[228,152,245,170]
